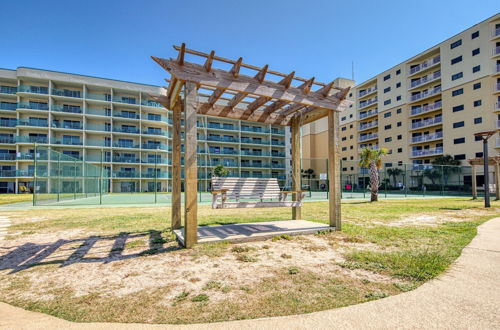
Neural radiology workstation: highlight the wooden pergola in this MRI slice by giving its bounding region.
[152,44,352,248]
[467,155,500,200]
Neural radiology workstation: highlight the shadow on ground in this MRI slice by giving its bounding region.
[0,230,181,274]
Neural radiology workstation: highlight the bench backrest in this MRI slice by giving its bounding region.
[211,177,281,199]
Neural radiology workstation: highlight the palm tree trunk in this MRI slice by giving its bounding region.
[370,161,379,202]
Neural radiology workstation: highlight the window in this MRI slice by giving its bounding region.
[341,116,346,121]
[454,154,466,160]
[476,152,483,158]
[383,74,391,81]
[473,82,481,90]
[451,72,463,81]
[452,88,463,96]
[385,163,392,167]
[451,56,462,65]
[473,100,482,107]
[475,135,482,141]
[384,87,391,93]
[397,148,402,153]
[396,69,401,75]
[342,137,347,141]
[396,82,401,88]
[341,127,346,131]
[349,93,352,97]
[396,95,401,101]
[397,135,402,140]
[384,112,392,118]
[471,31,479,39]
[474,117,482,124]
[453,121,464,128]
[396,108,402,114]
[472,65,480,73]
[384,137,392,142]
[397,121,402,127]
[454,138,465,144]
[342,147,347,151]
[349,124,353,128]
[384,99,391,105]
[450,39,462,49]
[472,48,480,56]
[452,105,464,112]
[384,124,392,130]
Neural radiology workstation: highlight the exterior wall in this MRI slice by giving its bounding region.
[0,68,290,193]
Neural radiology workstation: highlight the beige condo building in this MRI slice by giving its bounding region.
[303,13,500,188]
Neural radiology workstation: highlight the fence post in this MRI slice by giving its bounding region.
[99,149,103,205]
[57,152,60,202]
[73,160,77,200]
[384,167,387,198]
[32,143,37,206]
[154,148,158,204]
[441,165,445,196]
[404,163,408,198]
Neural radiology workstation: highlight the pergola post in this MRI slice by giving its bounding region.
[291,117,301,220]
[495,162,500,201]
[328,110,341,230]
[183,82,198,248]
[471,165,477,200]
[171,99,182,229]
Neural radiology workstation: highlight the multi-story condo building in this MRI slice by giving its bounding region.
[304,13,500,187]
[0,67,290,193]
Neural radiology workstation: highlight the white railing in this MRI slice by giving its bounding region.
[411,132,443,143]
[411,147,443,157]
[495,102,500,111]
[497,120,500,129]
[410,71,441,88]
[359,133,378,142]
[358,86,377,98]
[410,100,442,116]
[409,55,441,75]
[493,28,500,38]
[359,97,378,109]
[359,109,378,119]
[494,47,500,56]
[410,86,441,102]
[411,116,442,129]
[496,138,500,148]
[359,121,378,131]
[496,83,500,92]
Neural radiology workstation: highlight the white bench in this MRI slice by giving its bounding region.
[211,177,305,209]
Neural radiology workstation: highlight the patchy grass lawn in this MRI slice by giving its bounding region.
[0,198,498,324]
[0,194,32,205]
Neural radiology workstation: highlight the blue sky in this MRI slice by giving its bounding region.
[2,1,499,86]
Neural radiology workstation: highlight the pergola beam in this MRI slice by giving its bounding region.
[204,50,215,72]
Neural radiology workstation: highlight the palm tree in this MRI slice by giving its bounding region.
[387,168,403,187]
[432,155,461,186]
[423,168,441,185]
[359,147,388,202]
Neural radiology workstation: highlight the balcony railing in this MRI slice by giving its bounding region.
[207,123,237,131]
[141,99,162,107]
[210,149,240,155]
[240,163,270,168]
[497,120,500,129]
[495,103,500,111]
[86,92,111,102]
[359,109,378,119]
[113,96,137,104]
[241,126,270,133]
[0,86,17,94]
[411,132,443,143]
[495,64,500,74]
[142,130,169,137]
[0,119,17,128]
[52,104,82,114]
[358,97,378,109]
[411,116,442,129]
[0,102,17,111]
[358,86,377,98]
[86,123,111,132]
[113,111,140,119]
[113,126,140,134]
[494,47,500,57]
[18,119,49,127]
[17,102,49,111]
[53,138,83,146]
[359,133,378,142]
[142,143,169,150]
[493,27,500,38]
[114,142,140,149]
[495,83,500,92]
[271,128,285,135]
[410,86,441,102]
[271,140,285,146]
[410,100,442,116]
[496,138,500,148]
[240,150,268,156]
[409,55,441,75]
[113,157,140,163]
[410,71,441,88]
[359,121,378,131]
[16,136,48,144]
[241,138,270,145]
[52,88,82,98]
[207,136,238,143]
[51,121,83,129]
[0,153,16,161]
[86,139,111,147]
[86,108,111,116]
[411,147,443,157]
[18,85,49,94]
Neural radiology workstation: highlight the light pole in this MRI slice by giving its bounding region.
[473,131,496,208]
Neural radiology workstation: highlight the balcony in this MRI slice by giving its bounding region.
[240,163,270,168]
[142,172,169,178]
[142,158,169,164]
[141,99,162,107]
[271,152,286,157]
[86,92,111,102]
[85,139,111,147]
[0,102,17,111]
[494,47,500,57]
[496,138,500,148]
[0,118,17,128]
[17,119,49,127]
[0,170,19,178]
[210,149,240,155]
[113,96,138,105]
[207,123,237,131]
[409,71,441,89]
[207,135,238,143]
[113,171,139,178]
[271,128,285,135]
[52,104,82,114]
[113,126,140,134]
[0,153,16,161]
[0,136,15,144]
[410,100,442,116]
[271,163,286,169]
[17,102,49,111]
[411,132,443,144]
[411,147,443,158]
[241,126,270,134]
[359,109,378,120]
[497,120,500,129]
[358,97,377,109]
[359,133,378,142]
[359,121,378,131]
[86,108,111,117]
[114,141,140,149]
[142,143,169,150]
[492,27,500,39]
[53,138,83,146]
[240,150,268,156]
[495,64,500,74]
[142,129,168,137]
[408,55,441,76]
[358,86,377,98]
[113,157,140,164]
[495,103,500,112]
[18,85,48,94]
[241,137,271,145]
[410,86,441,103]
[359,144,379,152]
[0,86,17,94]
[52,88,82,98]
[495,83,500,93]
[85,123,111,132]
[16,136,48,144]
[113,111,140,119]
[271,140,285,146]
[210,161,237,167]
[411,117,442,130]
[51,121,82,130]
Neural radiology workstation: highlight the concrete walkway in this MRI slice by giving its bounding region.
[1,218,499,329]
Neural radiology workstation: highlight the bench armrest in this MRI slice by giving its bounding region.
[211,189,228,194]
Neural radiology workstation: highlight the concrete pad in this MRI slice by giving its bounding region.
[174,220,332,245]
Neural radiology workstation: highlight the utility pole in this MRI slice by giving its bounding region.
[473,131,496,208]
